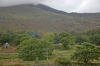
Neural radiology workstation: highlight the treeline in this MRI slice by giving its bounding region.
[0,28,100,46]
[0,29,43,45]
[74,29,100,45]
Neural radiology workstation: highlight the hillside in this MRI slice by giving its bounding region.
[0,4,100,32]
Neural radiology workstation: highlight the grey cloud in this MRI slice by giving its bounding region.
[42,0,100,13]
[0,0,46,7]
[42,0,85,12]
[72,0,100,13]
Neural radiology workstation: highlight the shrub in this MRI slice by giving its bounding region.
[53,44,62,50]
[55,57,71,65]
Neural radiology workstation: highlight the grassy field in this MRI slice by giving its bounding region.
[0,45,100,66]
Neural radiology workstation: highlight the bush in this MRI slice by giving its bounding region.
[53,44,62,50]
[55,57,71,65]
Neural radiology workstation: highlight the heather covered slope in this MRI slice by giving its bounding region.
[0,4,100,32]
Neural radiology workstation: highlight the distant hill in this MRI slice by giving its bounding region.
[0,4,100,32]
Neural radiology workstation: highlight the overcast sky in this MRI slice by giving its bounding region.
[0,0,100,13]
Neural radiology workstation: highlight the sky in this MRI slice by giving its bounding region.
[0,0,100,13]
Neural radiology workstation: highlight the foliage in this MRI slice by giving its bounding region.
[90,34,100,45]
[17,38,54,61]
[53,33,60,44]
[14,34,30,45]
[55,57,71,65]
[20,35,31,42]
[53,44,62,50]
[75,35,89,44]
[85,29,100,36]
[25,30,43,38]
[59,32,70,38]
[0,29,6,36]
[61,37,71,49]
[71,42,100,63]
[43,32,54,43]
[0,33,10,44]
[59,32,75,50]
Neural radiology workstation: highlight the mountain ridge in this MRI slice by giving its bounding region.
[0,4,100,32]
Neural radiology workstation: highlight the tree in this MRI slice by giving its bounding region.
[25,30,43,38]
[75,35,89,44]
[61,37,71,49]
[71,42,100,64]
[43,32,54,43]
[59,32,75,50]
[53,33,60,44]
[14,34,29,45]
[0,33,10,44]
[90,34,100,45]
[20,35,31,43]
[59,32,71,38]
[17,38,53,61]
[9,31,18,44]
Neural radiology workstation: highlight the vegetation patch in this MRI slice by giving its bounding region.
[0,54,18,60]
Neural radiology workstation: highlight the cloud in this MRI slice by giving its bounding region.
[72,0,100,13]
[42,0,84,12]
[0,0,100,13]
[42,0,100,13]
[0,0,46,6]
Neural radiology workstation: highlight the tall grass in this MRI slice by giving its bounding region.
[0,53,18,60]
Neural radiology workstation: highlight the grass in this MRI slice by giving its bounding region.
[0,54,18,60]
[0,45,100,66]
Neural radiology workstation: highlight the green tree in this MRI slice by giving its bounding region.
[53,33,60,44]
[0,33,10,44]
[71,42,100,63]
[75,35,89,44]
[59,32,75,50]
[25,30,43,38]
[14,34,29,45]
[59,32,70,38]
[9,31,18,44]
[17,38,53,61]
[43,32,54,43]
[90,34,100,45]
[20,35,31,42]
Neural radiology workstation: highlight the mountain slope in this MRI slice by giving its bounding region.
[0,4,100,32]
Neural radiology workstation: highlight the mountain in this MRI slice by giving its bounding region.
[0,4,100,32]
[37,4,67,15]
